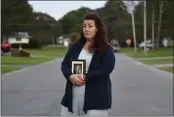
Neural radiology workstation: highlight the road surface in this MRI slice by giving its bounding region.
[1,53,173,116]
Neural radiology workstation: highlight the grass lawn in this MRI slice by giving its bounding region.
[159,66,173,73]
[119,47,137,53]
[2,66,21,74]
[139,58,173,64]
[25,46,68,57]
[2,46,68,65]
[1,56,53,64]
[120,47,173,58]
[1,46,68,73]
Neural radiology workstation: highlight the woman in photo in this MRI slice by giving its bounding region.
[61,12,115,116]
[75,64,81,74]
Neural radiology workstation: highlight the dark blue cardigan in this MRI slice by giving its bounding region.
[61,42,115,114]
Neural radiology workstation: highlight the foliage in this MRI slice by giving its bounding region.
[69,32,79,43]
[2,0,174,47]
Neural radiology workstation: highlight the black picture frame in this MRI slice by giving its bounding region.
[71,59,86,75]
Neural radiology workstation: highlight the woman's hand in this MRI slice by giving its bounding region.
[69,74,85,86]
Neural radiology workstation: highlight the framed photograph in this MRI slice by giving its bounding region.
[71,59,86,75]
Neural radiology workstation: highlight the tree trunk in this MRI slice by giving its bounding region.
[156,2,163,48]
[152,5,155,49]
[144,0,147,55]
[52,34,54,44]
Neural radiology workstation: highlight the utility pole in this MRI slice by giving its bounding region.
[124,0,137,52]
[131,9,137,52]
[144,0,147,56]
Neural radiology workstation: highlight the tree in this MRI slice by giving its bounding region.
[56,1,131,45]
[99,0,131,42]
[155,0,173,47]
[132,0,173,49]
[59,7,91,35]
[162,1,174,40]
[69,32,79,43]
[1,0,33,36]
[146,0,173,48]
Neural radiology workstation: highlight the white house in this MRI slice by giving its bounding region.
[56,36,70,47]
[8,32,31,44]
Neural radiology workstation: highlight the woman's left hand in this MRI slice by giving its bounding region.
[77,74,85,82]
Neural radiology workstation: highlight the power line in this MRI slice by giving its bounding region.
[2,21,172,26]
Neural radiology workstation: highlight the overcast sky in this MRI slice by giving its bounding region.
[28,1,107,20]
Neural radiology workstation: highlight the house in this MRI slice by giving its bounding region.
[56,36,70,47]
[8,32,31,44]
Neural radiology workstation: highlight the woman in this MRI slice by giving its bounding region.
[60,12,115,116]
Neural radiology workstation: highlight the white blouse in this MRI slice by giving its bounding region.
[78,48,93,73]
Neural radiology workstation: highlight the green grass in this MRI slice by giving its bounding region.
[139,58,173,64]
[1,46,68,74]
[25,46,68,57]
[2,66,20,74]
[119,47,137,53]
[2,56,53,64]
[159,67,173,73]
[120,47,173,58]
[2,46,68,65]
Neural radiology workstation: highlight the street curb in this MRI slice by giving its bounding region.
[124,55,173,79]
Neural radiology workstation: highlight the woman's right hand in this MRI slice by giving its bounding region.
[69,74,85,86]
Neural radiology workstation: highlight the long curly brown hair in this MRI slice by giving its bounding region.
[73,12,112,56]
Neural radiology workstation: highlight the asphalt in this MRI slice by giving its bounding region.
[1,53,173,116]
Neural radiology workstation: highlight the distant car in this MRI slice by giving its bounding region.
[112,45,120,52]
[1,43,11,53]
[139,42,154,48]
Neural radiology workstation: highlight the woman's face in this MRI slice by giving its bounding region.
[83,20,98,41]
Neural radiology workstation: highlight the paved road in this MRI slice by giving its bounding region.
[109,54,173,116]
[1,53,173,116]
